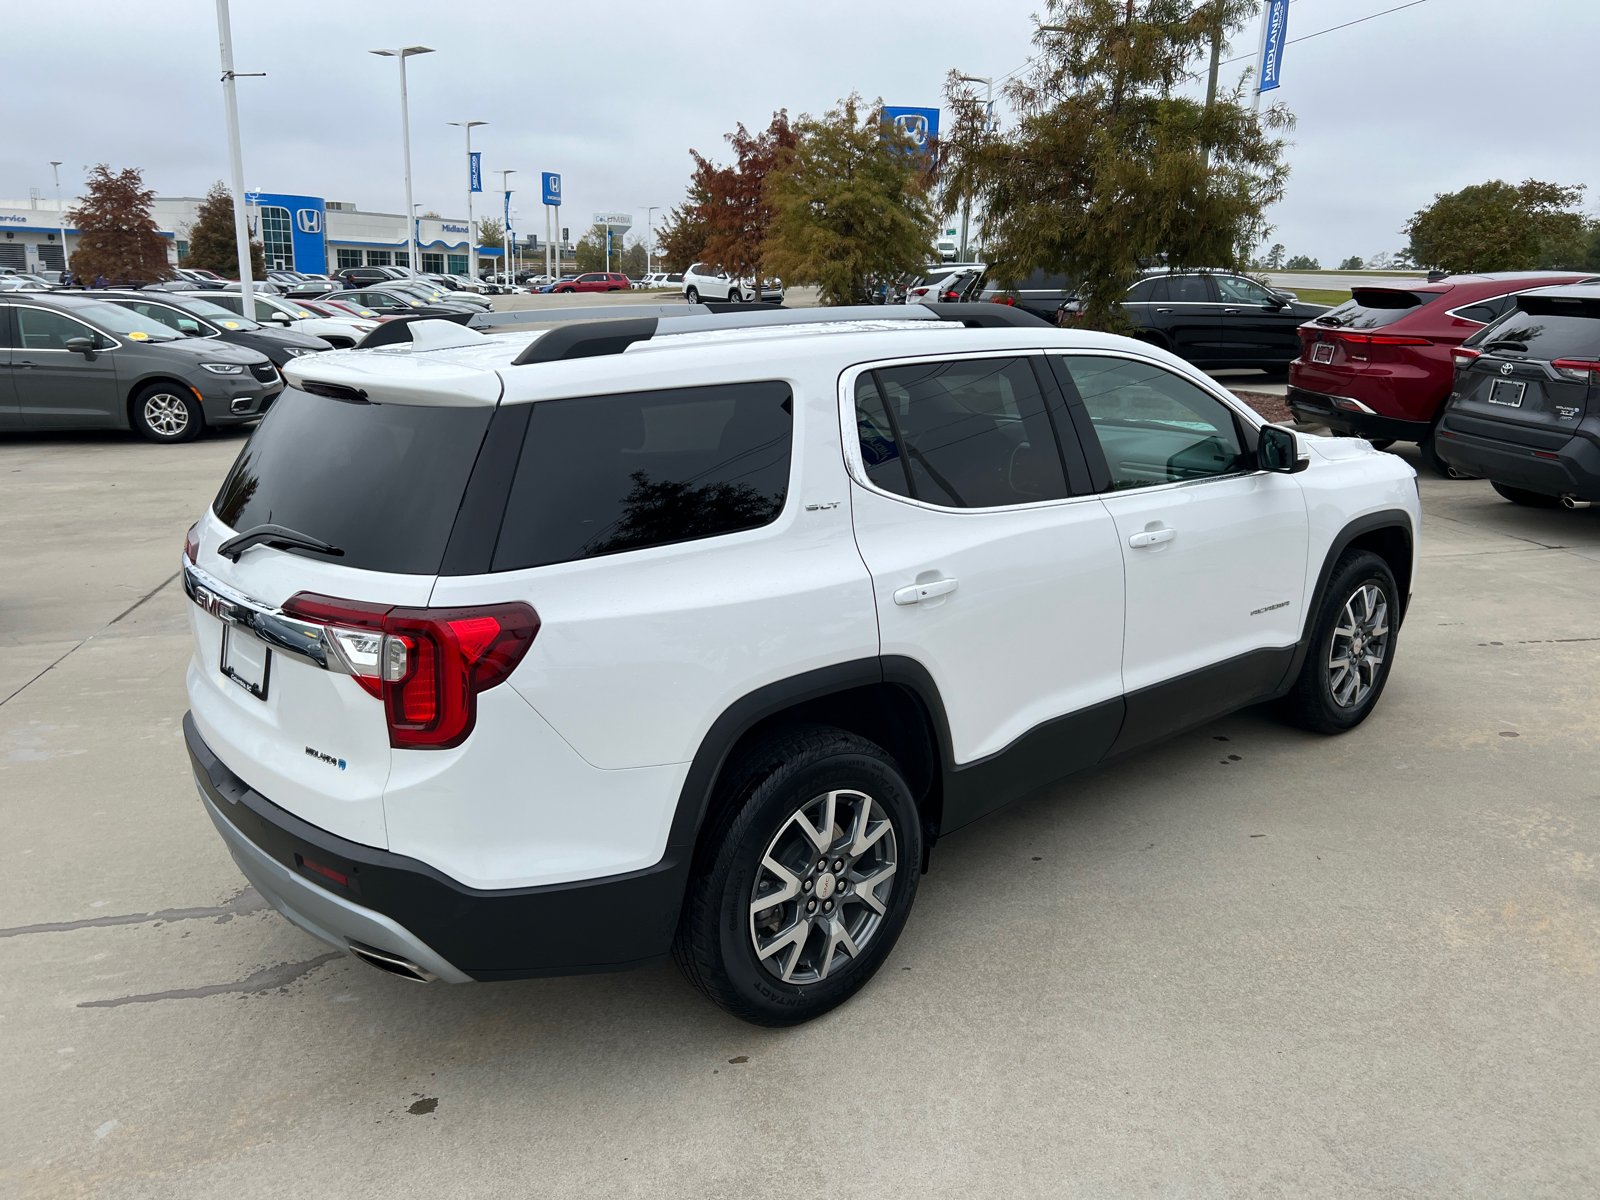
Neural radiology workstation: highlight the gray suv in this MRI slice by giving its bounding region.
[0,293,280,443]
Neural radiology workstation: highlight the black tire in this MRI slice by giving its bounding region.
[685,286,700,303]
[131,382,204,444]
[1491,481,1562,508]
[673,726,922,1026]
[1367,439,1396,451]
[1280,549,1400,735]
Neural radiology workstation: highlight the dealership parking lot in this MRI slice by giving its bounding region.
[3,428,1598,1197]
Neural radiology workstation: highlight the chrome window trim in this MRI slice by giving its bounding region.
[9,303,124,352]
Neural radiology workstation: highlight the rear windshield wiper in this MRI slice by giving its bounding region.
[217,524,344,563]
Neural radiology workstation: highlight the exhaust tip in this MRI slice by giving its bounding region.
[1561,495,1592,510]
[348,941,438,983]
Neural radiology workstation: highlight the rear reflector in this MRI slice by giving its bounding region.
[1340,333,1432,346]
[184,522,200,564]
[296,854,349,887]
[1534,450,1561,460]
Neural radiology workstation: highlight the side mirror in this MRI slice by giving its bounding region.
[63,336,97,360]
[268,310,292,323]
[1258,423,1308,473]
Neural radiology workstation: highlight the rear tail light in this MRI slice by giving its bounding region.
[1452,347,1481,370]
[1550,358,1600,383]
[184,521,200,564]
[1338,333,1432,346]
[281,594,539,748]
[990,296,1017,306]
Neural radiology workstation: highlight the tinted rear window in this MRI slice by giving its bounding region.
[213,390,492,575]
[1314,289,1448,330]
[491,382,792,571]
[1464,295,1600,359]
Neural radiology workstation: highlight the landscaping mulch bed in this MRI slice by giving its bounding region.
[1229,389,1294,425]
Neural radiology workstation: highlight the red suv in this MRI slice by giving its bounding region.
[555,272,630,293]
[1287,271,1598,474]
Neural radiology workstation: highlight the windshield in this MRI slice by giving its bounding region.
[1314,289,1449,330]
[180,297,263,329]
[68,301,187,341]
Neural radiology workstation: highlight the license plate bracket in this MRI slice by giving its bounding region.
[1311,342,1335,364]
[221,624,271,701]
[1488,379,1526,407]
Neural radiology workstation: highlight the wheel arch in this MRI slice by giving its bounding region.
[667,659,952,869]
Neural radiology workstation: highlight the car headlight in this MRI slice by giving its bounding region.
[200,362,246,374]
[282,347,313,357]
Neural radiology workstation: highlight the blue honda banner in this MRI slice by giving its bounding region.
[469,152,482,193]
[542,172,561,207]
[1260,0,1290,93]
[882,106,940,152]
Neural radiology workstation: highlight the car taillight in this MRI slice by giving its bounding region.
[281,593,538,748]
[1550,358,1600,383]
[1451,347,1481,370]
[184,521,200,564]
[990,296,1017,306]
[1338,333,1432,346]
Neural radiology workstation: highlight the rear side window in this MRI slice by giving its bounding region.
[213,391,493,575]
[859,358,1072,508]
[491,382,793,571]
[1315,289,1448,330]
[1053,356,1245,490]
[1126,279,1158,302]
[1464,294,1600,359]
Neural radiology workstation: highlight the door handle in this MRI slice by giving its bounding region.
[1223,308,1240,314]
[1128,528,1176,548]
[1155,308,1173,314]
[14,361,34,369]
[893,578,958,606]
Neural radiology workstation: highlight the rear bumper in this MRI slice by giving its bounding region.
[1287,386,1431,442]
[186,712,688,981]
[1434,417,1600,500]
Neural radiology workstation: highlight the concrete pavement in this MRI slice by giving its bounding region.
[3,428,1598,1198]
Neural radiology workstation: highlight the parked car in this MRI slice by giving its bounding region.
[200,291,379,349]
[393,281,492,310]
[308,296,388,323]
[681,264,783,303]
[99,292,332,369]
[553,272,632,294]
[180,301,1418,1026]
[334,266,407,289]
[0,291,279,441]
[1287,271,1599,474]
[0,276,54,293]
[637,272,673,289]
[282,274,340,297]
[976,269,1076,321]
[322,288,477,319]
[1433,282,1600,507]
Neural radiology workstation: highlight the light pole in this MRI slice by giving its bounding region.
[216,0,264,309]
[370,45,434,277]
[498,169,516,283]
[956,75,993,263]
[49,161,67,278]
[645,206,659,275]
[448,119,486,281]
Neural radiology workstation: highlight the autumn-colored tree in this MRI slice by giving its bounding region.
[67,164,174,284]
[575,222,627,272]
[1405,179,1589,274]
[181,181,264,278]
[655,185,712,272]
[943,0,1291,330]
[695,112,799,284]
[763,95,938,305]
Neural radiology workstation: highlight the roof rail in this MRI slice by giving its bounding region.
[357,311,472,349]
[512,317,660,365]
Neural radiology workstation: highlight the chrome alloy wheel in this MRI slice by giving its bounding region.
[1328,582,1389,708]
[142,392,191,437]
[749,789,898,984]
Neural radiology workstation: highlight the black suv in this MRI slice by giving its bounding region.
[1071,271,1329,370]
[1435,282,1600,508]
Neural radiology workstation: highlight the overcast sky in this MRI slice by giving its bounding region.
[6,0,1596,265]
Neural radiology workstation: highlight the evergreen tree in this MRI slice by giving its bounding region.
[1405,179,1588,274]
[67,164,174,284]
[942,0,1291,329]
[1284,253,1319,270]
[181,181,264,278]
[477,216,504,249]
[763,95,938,305]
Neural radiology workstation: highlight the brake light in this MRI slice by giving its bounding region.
[1452,347,1481,369]
[282,594,539,748]
[1338,333,1432,346]
[1550,358,1600,383]
[991,296,1017,306]
[184,522,200,564]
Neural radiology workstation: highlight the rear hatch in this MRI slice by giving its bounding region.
[186,383,497,846]
[1446,293,1597,443]
[1297,287,1451,374]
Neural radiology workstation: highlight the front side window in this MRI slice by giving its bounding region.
[1216,275,1277,305]
[17,307,103,350]
[492,381,793,571]
[857,358,1071,508]
[1052,356,1246,489]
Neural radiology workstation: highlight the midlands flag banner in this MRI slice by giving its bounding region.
[1260,0,1290,93]
[469,152,482,193]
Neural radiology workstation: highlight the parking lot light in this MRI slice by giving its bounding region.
[370,46,435,282]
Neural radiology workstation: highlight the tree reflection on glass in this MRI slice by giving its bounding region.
[585,471,784,556]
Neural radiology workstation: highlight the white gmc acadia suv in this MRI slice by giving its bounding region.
[181,302,1420,1026]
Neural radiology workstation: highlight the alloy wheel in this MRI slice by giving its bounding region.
[142,393,191,437]
[749,788,898,984]
[1328,582,1389,708]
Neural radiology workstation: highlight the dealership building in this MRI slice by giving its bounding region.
[0,190,535,276]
